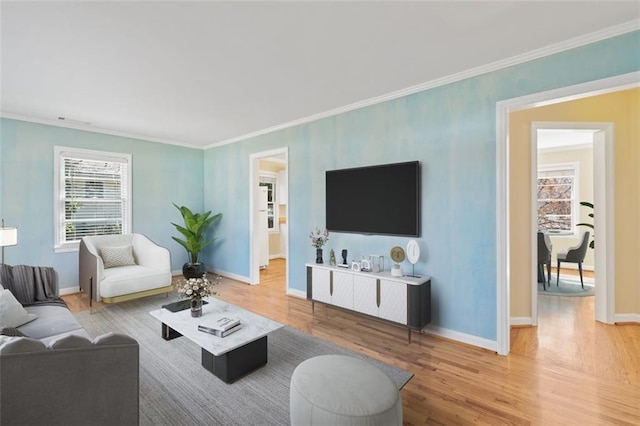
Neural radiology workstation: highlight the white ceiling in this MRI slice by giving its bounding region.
[2,1,639,149]
[537,129,596,151]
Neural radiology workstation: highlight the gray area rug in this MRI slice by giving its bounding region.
[74,295,413,425]
[538,277,594,297]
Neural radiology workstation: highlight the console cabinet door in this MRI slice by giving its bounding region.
[312,268,332,304]
[331,270,354,310]
[353,275,378,317]
[379,279,407,325]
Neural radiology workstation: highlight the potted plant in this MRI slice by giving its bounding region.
[577,201,595,249]
[171,203,222,278]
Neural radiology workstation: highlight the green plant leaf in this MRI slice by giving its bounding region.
[172,203,222,264]
[576,223,594,229]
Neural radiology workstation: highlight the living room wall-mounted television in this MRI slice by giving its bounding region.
[325,161,420,237]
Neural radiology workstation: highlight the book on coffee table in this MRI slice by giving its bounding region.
[199,314,241,332]
[198,322,242,338]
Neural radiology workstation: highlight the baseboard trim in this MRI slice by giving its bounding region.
[60,286,80,296]
[286,288,306,299]
[510,317,533,326]
[614,313,640,324]
[422,324,498,353]
[208,268,251,285]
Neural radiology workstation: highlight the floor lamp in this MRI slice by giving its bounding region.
[0,219,18,264]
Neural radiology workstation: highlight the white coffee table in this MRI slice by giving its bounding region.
[150,298,283,383]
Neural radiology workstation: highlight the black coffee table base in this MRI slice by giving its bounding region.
[202,336,268,383]
[161,323,268,383]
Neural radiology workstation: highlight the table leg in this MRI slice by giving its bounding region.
[161,323,182,340]
[201,336,268,383]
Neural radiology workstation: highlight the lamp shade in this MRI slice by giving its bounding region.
[0,227,17,247]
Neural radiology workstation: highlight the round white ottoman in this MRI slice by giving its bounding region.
[290,355,402,425]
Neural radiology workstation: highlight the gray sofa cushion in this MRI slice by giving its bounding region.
[17,305,86,340]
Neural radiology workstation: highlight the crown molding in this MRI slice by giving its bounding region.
[0,112,204,150]
[3,20,638,151]
[206,20,640,149]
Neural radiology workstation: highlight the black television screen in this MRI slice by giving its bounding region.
[326,161,420,237]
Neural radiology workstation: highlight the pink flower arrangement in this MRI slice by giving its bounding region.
[309,228,329,249]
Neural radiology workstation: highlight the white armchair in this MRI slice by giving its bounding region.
[79,233,173,305]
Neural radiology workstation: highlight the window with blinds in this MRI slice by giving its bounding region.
[54,147,132,251]
[537,164,577,233]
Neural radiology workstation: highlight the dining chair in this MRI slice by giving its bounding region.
[556,231,590,288]
[537,232,552,290]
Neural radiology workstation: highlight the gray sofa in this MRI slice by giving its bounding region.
[0,264,139,426]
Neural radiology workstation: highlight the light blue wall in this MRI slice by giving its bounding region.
[0,31,637,341]
[0,119,204,289]
[203,31,640,341]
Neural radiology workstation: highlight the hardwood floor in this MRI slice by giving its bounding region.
[63,259,640,425]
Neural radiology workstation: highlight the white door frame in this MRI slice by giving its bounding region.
[249,147,289,288]
[495,71,639,355]
[530,121,613,326]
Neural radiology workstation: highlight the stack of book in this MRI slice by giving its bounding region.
[198,314,242,338]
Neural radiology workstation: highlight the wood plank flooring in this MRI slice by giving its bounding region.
[63,259,640,425]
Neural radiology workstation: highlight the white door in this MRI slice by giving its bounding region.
[258,186,269,269]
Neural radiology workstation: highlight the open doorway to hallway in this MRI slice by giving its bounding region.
[249,148,289,290]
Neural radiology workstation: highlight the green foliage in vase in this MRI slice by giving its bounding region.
[577,201,595,249]
[171,203,222,263]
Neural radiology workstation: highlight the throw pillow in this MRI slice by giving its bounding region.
[0,289,38,328]
[100,245,136,269]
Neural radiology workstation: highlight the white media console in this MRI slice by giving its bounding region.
[306,263,431,342]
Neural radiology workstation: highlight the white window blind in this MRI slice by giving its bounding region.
[54,147,131,250]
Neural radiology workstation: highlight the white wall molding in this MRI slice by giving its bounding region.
[496,71,640,356]
[59,286,80,296]
[210,268,250,284]
[510,317,533,326]
[3,23,637,152]
[206,21,640,150]
[0,112,204,150]
[423,324,498,353]
[286,288,307,299]
[614,314,640,324]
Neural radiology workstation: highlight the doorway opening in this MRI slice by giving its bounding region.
[496,71,639,355]
[530,123,608,326]
[249,147,289,291]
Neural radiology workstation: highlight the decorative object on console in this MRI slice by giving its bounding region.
[339,249,349,267]
[360,257,371,272]
[390,246,405,277]
[370,254,384,273]
[171,203,222,279]
[309,228,329,264]
[0,219,17,264]
[329,249,336,266]
[351,261,361,272]
[174,274,218,318]
[405,240,421,278]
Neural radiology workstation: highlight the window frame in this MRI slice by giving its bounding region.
[536,162,579,235]
[53,146,132,252]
